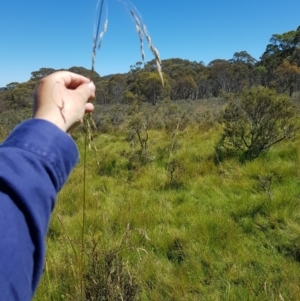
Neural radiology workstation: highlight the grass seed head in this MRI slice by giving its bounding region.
[92,0,164,86]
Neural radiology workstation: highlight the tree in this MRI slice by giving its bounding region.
[253,66,268,87]
[30,68,56,80]
[229,51,257,92]
[230,63,251,93]
[260,26,300,85]
[172,75,197,100]
[130,61,143,73]
[8,81,39,109]
[108,74,127,103]
[6,82,19,90]
[274,61,300,95]
[158,58,198,80]
[131,71,170,105]
[122,90,138,105]
[195,69,210,99]
[217,87,297,160]
[94,79,109,104]
[68,66,100,81]
[208,59,233,95]
[229,51,257,65]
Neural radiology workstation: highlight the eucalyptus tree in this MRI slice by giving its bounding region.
[260,26,300,87]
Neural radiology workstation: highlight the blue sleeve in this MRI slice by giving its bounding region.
[0,119,79,301]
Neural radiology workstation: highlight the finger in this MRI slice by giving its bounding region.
[55,71,91,89]
[85,103,94,113]
[75,81,96,103]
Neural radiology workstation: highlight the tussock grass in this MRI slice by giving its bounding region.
[33,122,300,300]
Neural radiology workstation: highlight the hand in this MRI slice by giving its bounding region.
[33,71,95,132]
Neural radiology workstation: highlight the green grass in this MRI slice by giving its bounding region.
[33,124,300,301]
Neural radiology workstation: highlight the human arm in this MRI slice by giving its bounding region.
[0,71,95,300]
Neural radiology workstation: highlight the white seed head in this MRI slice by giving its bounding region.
[141,49,145,61]
[103,19,108,32]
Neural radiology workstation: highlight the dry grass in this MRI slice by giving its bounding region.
[78,1,166,299]
[91,0,164,85]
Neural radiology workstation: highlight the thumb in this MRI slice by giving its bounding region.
[76,81,96,103]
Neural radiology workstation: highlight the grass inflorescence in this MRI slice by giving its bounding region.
[79,1,165,299]
[91,0,164,84]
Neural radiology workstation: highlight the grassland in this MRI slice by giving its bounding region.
[32,112,300,301]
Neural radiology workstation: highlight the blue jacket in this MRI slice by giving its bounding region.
[0,119,78,300]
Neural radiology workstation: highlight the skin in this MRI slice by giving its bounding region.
[33,71,95,132]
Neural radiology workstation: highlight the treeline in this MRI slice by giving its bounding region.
[104,25,300,103]
[1,25,300,110]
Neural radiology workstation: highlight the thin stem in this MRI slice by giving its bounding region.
[91,0,105,80]
[80,132,88,301]
[80,2,105,297]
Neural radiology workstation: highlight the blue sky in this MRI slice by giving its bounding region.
[1,0,300,87]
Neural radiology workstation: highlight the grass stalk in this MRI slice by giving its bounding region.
[80,2,106,298]
[80,132,88,301]
[79,1,164,299]
[91,0,106,80]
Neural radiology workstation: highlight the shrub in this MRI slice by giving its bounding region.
[216,86,297,160]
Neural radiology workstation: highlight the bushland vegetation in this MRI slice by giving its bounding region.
[216,86,298,161]
[0,25,300,300]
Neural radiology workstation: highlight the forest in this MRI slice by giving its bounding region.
[1,26,300,300]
